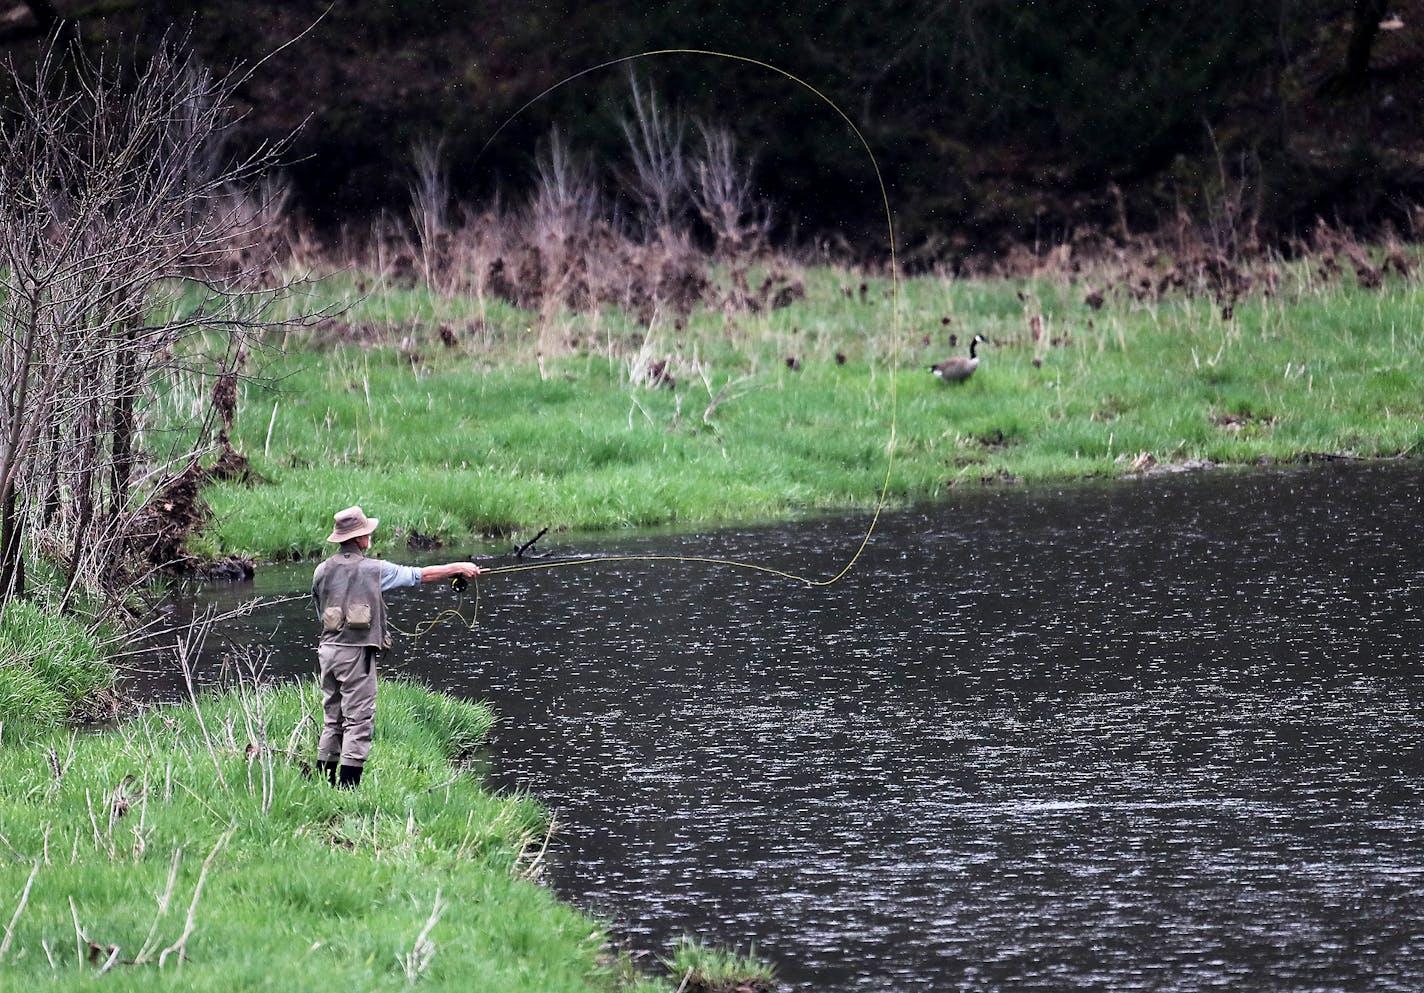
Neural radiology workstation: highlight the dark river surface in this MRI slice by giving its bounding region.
[171,462,1424,992]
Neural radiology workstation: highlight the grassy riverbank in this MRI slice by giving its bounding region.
[0,678,764,992]
[0,601,114,739]
[4,255,1415,992]
[191,259,1423,562]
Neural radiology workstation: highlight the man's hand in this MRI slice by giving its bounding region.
[421,561,483,584]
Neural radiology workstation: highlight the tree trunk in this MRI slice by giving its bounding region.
[109,323,137,522]
[0,302,42,608]
[0,483,24,602]
[39,418,60,527]
[1341,0,1388,94]
[64,359,102,596]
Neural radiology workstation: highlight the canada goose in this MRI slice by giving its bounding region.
[929,333,987,383]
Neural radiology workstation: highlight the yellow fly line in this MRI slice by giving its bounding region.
[294,49,902,643]
[464,47,902,591]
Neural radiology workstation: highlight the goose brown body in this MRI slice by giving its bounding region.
[929,333,987,383]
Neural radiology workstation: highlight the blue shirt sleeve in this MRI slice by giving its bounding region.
[380,561,423,590]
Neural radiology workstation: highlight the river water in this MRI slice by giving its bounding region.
[175,462,1424,992]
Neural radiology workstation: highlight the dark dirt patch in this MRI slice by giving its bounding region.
[682,979,777,993]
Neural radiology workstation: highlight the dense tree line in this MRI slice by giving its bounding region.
[2,0,1418,262]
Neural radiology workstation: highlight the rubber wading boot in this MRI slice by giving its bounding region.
[317,760,339,787]
[337,764,363,789]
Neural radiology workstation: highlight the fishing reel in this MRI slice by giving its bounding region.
[451,575,469,593]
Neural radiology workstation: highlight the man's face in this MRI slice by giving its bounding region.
[357,533,372,550]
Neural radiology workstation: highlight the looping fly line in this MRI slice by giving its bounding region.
[465,48,903,590]
[246,52,900,647]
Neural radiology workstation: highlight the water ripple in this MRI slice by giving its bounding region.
[177,464,1424,993]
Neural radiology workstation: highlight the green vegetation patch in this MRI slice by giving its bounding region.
[661,936,778,993]
[179,259,1424,562]
[0,602,112,738]
[0,680,654,992]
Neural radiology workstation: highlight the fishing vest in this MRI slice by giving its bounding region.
[312,549,390,650]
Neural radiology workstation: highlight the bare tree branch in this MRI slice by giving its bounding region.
[619,73,689,245]
[690,122,772,258]
[0,30,308,609]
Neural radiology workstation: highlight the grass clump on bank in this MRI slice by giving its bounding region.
[662,936,778,993]
[189,255,1424,562]
[0,679,731,992]
[0,601,113,739]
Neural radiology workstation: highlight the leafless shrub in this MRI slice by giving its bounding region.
[530,131,602,251]
[339,84,783,355]
[1201,130,1262,264]
[527,130,604,351]
[0,33,308,610]
[363,209,419,290]
[691,122,772,258]
[530,130,603,281]
[619,73,689,245]
[197,173,306,280]
[409,137,452,290]
[447,202,508,326]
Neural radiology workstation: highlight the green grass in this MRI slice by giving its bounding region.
[0,601,113,738]
[0,679,724,992]
[11,256,1415,990]
[661,935,778,990]
[178,260,1424,561]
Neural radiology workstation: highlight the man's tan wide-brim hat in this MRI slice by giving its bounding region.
[327,505,379,543]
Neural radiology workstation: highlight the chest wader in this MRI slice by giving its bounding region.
[312,549,389,788]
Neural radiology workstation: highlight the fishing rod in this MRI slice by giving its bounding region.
[214,50,905,642]
[452,48,903,592]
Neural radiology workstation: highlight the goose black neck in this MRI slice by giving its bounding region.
[969,338,979,358]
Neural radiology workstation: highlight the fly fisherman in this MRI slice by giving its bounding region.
[312,505,483,789]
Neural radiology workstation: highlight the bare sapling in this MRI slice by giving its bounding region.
[691,122,772,258]
[528,130,603,354]
[450,200,507,326]
[200,172,307,281]
[614,77,714,322]
[0,31,308,612]
[1203,125,1262,265]
[409,137,453,292]
[620,72,691,247]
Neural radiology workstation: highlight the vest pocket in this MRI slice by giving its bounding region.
[345,602,373,629]
[321,606,345,633]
